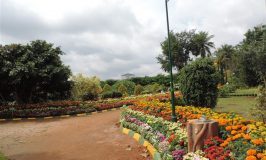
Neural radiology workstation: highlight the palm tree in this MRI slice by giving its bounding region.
[191,31,215,57]
[215,44,235,83]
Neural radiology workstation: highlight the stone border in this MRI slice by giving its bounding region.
[120,126,162,160]
[0,108,121,122]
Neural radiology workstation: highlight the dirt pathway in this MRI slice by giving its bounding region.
[0,110,150,160]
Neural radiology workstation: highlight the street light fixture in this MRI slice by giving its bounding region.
[165,0,177,122]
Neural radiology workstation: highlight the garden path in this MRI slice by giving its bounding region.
[0,110,150,160]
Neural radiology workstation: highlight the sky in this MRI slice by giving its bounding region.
[0,0,265,80]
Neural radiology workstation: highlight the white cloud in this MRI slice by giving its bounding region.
[0,0,265,79]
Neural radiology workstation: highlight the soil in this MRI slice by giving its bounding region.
[0,110,151,160]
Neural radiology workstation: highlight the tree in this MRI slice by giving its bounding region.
[255,27,266,87]
[134,84,143,95]
[157,30,215,72]
[215,44,235,83]
[0,40,72,104]
[102,84,112,93]
[71,74,102,100]
[157,30,195,72]
[113,80,135,95]
[117,84,128,96]
[178,58,219,108]
[235,25,266,87]
[151,83,162,94]
[191,31,215,57]
[251,86,266,123]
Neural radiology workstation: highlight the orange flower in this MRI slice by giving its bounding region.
[232,125,238,130]
[251,139,264,145]
[226,126,232,131]
[257,153,264,158]
[226,137,232,142]
[262,156,266,160]
[246,156,257,160]
[219,119,227,126]
[242,126,247,131]
[220,141,229,147]
[247,149,257,156]
[231,130,237,135]
[243,134,251,140]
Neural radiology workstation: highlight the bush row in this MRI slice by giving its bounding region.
[0,100,134,119]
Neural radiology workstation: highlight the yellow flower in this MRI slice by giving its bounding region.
[256,122,263,126]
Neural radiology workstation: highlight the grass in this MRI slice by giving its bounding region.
[0,152,6,160]
[234,87,258,95]
[215,96,257,120]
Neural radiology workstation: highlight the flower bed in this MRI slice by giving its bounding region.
[0,93,178,119]
[127,98,266,160]
[0,99,133,119]
[121,107,208,160]
[0,101,95,119]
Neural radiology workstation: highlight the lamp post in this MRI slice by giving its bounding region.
[165,0,177,122]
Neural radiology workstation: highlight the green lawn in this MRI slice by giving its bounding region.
[234,87,258,95]
[0,153,6,160]
[215,96,257,120]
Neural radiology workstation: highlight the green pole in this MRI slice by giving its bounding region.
[165,0,177,122]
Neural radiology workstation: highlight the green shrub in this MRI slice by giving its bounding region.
[151,83,162,93]
[218,86,230,98]
[143,83,162,94]
[134,84,143,95]
[179,58,219,108]
[218,83,237,97]
[112,91,123,98]
[175,97,186,106]
[112,80,135,95]
[101,92,113,99]
[71,74,102,100]
[251,86,266,123]
[102,84,112,93]
[101,91,123,99]
[82,92,98,101]
[118,84,128,96]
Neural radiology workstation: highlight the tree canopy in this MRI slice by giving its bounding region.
[157,30,215,72]
[0,40,72,104]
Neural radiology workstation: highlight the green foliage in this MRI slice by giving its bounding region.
[157,30,214,72]
[134,84,143,95]
[143,83,163,94]
[102,84,112,93]
[215,44,236,84]
[113,80,135,95]
[190,31,215,58]
[101,91,122,99]
[82,93,98,101]
[175,97,186,106]
[71,74,102,100]
[227,139,253,160]
[213,25,266,87]
[218,83,237,97]
[117,84,128,96]
[104,79,117,86]
[0,152,6,160]
[251,86,266,123]
[218,86,230,98]
[151,83,162,93]
[231,25,265,87]
[0,40,72,104]
[179,58,219,108]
